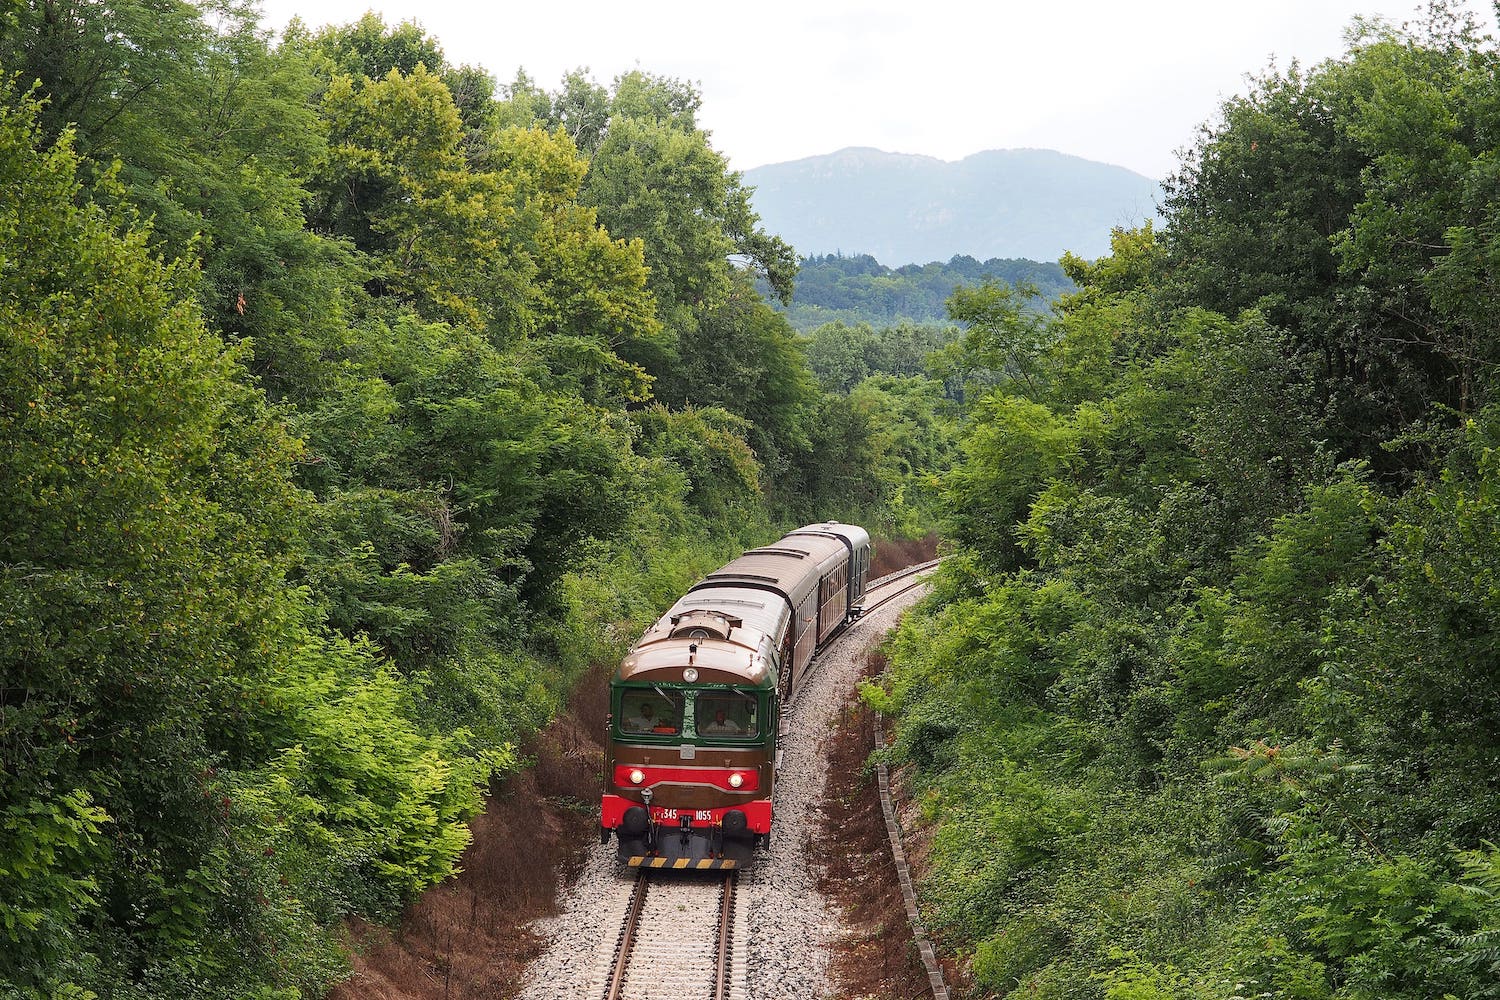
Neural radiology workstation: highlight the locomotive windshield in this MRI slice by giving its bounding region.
[695,690,758,739]
[613,685,764,742]
[619,688,684,735]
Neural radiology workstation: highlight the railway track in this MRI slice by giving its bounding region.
[597,870,746,1000]
[863,557,940,615]
[866,556,941,593]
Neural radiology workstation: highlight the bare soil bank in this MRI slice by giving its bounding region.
[814,649,933,999]
[871,534,938,578]
[329,662,611,1000]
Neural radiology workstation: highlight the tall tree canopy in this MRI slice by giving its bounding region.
[0,84,497,998]
[502,69,798,350]
[1162,7,1500,471]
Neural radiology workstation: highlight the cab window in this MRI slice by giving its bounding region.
[694,691,759,739]
[618,688,684,736]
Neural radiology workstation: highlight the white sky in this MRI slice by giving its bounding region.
[255,0,1497,180]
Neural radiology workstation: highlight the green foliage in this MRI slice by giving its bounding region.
[0,5,956,994]
[874,13,1500,995]
[786,320,961,528]
[0,790,109,980]
[297,12,498,152]
[503,68,796,325]
[0,85,490,997]
[1162,6,1500,470]
[771,252,1073,332]
[632,405,765,529]
[2,0,361,402]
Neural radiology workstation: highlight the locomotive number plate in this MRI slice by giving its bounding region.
[654,808,712,822]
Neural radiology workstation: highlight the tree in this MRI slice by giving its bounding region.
[651,272,819,496]
[1162,8,1500,471]
[502,70,796,352]
[490,124,667,404]
[298,11,499,156]
[804,321,875,392]
[2,0,362,401]
[0,85,492,997]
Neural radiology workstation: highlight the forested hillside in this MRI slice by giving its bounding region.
[769,253,1072,331]
[0,5,953,996]
[874,8,1500,998]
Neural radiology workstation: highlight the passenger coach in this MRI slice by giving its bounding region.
[600,523,871,869]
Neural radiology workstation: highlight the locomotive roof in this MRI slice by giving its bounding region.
[616,584,786,687]
[663,585,787,638]
[614,523,868,688]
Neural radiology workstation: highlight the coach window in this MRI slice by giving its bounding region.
[695,691,759,740]
[618,687,684,736]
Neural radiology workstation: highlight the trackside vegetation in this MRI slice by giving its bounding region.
[871,8,1500,998]
[0,4,954,997]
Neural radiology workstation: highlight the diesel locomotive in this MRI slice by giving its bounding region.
[599,523,872,869]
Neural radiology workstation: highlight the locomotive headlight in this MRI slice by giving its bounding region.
[728,772,744,788]
[683,667,699,682]
[629,769,645,785]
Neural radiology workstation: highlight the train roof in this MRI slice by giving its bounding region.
[690,533,847,606]
[788,521,871,553]
[663,585,788,639]
[617,585,786,687]
[615,523,869,688]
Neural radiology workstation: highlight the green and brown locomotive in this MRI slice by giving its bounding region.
[599,523,872,869]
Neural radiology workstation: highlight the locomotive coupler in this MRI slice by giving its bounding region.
[641,788,656,852]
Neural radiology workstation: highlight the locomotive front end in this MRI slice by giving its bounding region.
[600,610,779,869]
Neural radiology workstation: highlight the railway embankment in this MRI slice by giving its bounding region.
[329,663,613,998]
[813,649,935,997]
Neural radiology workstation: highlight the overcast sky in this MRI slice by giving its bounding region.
[255,0,1497,180]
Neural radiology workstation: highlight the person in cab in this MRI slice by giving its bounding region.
[702,708,742,736]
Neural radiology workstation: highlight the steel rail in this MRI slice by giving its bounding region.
[712,873,736,1000]
[601,872,648,1000]
[860,565,937,619]
[866,557,941,592]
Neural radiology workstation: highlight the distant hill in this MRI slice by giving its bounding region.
[766,253,1072,332]
[744,147,1161,265]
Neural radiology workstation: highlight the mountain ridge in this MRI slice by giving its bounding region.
[744,146,1161,265]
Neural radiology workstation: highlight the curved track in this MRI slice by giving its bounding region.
[785,558,939,708]
[860,558,938,619]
